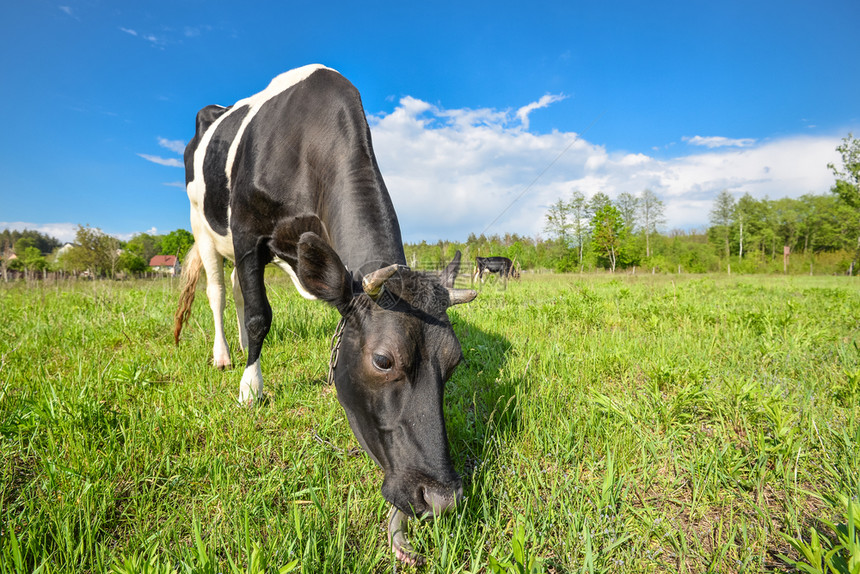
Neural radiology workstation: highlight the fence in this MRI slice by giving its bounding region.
[1,270,179,283]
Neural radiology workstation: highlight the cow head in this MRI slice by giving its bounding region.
[295,232,477,518]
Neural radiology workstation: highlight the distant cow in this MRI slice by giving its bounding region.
[173,64,477,564]
[474,256,519,283]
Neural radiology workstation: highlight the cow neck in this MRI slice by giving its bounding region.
[325,211,407,273]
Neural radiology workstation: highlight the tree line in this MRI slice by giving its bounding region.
[403,134,860,277]
[0,225,194,280]
[4,135,858,280]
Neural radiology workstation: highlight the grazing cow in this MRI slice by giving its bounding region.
[173,64,477,564]
[473,256,519,284]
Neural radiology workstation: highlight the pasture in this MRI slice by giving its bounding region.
[1,272,858,573]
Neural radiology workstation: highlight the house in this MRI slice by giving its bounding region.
[53,242,74,263]
[149,254,181,276]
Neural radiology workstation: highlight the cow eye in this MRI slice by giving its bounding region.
[372,353,393,371]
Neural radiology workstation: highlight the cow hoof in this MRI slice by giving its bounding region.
[237,392,268,406]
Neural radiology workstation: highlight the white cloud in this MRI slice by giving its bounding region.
[158,138,186,154]
[137,154,183,167]
[119,27,164,47]
[515,94,567,130]
[368,97,843,241]
[138,137,185,168]
[35,96,838,245]
[59,6,79,20]
[684,135,757,148]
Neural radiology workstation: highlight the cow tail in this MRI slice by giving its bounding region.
[174,243,201,345]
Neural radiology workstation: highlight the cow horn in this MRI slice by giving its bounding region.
[447,288,477,306]
[362,264,401,298]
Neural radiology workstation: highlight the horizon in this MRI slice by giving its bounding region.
[3,1,858,245]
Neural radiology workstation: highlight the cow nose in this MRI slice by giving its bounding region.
[422,482,463,517]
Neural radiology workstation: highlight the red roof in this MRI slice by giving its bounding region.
[149,255,178,267]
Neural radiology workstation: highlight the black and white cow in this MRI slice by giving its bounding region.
[173,64,477,564]
[473,256,519,284]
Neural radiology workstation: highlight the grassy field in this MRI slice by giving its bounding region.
[1,272,859,573]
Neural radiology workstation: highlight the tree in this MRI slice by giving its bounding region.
[591,204,625,272]
[1,229,60,256]
[828,133,860,274]
[829,133,860,208]
[638,189,666,258]
[568,190,590,268]
[616,192,639,232]
[769,197,805,257]
[588,192,612,215]
[125,233,162,262]
[1,240,12,282]
[709,190,735,259]
[734,193,765,262]
[63,225,120,278]
[543,198,571,245]
[14,236,37,256]
[21,246,48,274]
[160,229,194,260]
[118,251,148,275]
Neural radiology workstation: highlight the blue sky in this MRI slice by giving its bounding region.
[2,0,858,244]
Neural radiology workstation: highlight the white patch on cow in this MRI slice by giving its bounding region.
[225,64,336,191]
[188,139,234,259]
[271,256,318,301]
[239,359,264,404]
[188,208,233,368]
[186,66,336,260]
[184,65,343,405]
[186,64,338,294]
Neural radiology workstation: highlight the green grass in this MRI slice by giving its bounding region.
[1,272,859,573]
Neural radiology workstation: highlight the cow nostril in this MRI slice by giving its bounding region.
[422,487,458,517]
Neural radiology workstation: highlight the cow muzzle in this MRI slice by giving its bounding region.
[385,477,462,565]
[381,472,463,519]
[420,481,463,518]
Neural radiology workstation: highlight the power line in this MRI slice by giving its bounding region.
[479,111,605,237]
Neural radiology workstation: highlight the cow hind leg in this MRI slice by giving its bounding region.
[198,243,232,369]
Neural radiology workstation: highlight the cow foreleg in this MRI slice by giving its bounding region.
[235,247,272,404]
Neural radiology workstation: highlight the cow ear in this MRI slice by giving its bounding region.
[439,250,461,289]
[296,232,353,314]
